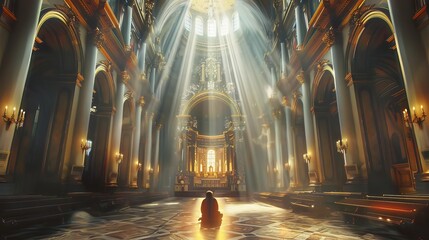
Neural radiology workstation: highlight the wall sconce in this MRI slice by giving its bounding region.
[3,106,25,129]
[115,152,123,164]
[137,162,142,170]
[403,106,426,128]
[149,168,154,174]
[303,153,311,164]
[336,139,348,153]
[336,139,348,166]
[80,139,92,150]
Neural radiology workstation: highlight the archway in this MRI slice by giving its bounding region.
[83,65,114,190]
[292,98,308,188]
[10,10,81,193]
[313,67,344,191]
[350,11,418,194]
[118,98,134,187]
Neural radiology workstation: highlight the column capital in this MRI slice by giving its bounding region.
[138,96,145,107]
[316,59,331,73]
[281,96,291,107]
[124,45,132,54]
[345,72,354,87]
[296,70,305,84]
[121,70,131,84]
[91,27,105,49]
[293,90,302,100]
[124,90,134,101]
[75,73,84,87]
[140,72,146,81]
[322,27,335,47]
[272,109,282,119]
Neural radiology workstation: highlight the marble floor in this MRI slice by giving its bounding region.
[2,197,411,240]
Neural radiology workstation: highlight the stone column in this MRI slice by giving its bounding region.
[298,71,320,185]
[262,124,273,189]
[294,0,307,46]
[69,29,102,180]
[282,96,298,188]
[143,112,153,189]
[280,42,287,76]
[270,67,276,87]
[325,28,362,179]
[107,71,129,185]
[139,43,147,75]
[122,1,133,47]
[201,62,206,83]
[129,97,144,187]
[151,123,161,191]
[273,111,285,189]
[150,67,156,93]
[0,0,42,174]
[388,0,429,177]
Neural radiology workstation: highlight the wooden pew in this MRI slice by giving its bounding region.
[254,192,287,209]
[0,196,83,230]
[335,197,429,237]
[287,192,326,214]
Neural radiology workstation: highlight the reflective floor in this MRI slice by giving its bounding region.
[3,197,409,239]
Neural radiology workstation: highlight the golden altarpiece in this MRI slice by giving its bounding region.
[175,57,246,194]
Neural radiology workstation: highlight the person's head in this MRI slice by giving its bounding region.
[206,190,213,198]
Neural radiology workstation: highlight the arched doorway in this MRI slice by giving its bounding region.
[10,11,81,193]
[118,98,134,187]
[293,98,308,188]
[350,12,418,194]
[83,65,114,190]
[313,67,344,191]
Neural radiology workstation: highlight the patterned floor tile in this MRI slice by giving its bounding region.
[0,197,410,240]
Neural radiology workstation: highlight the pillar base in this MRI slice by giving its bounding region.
[415,173,429,194]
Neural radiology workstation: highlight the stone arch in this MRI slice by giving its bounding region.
[312,62,344,190]
[10,8,82,193]
[346,7,418,194]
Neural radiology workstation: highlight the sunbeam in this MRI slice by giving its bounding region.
[149,0,280,195]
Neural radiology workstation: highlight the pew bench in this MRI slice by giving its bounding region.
[0,197,82,230]
[335,198,429,226]
[288,192,326,214]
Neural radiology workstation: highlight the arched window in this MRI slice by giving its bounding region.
[185,13,192,31]
[207,19,217,37]
[196,16,204,36]
[220,17,229,36]
[207,150,215,172]
[232,11,240,32]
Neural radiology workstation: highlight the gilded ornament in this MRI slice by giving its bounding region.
[281,96,290,107]
[296,70,305,84]
[322,27,335,47]
[121,71,131,83]
[139,97,145,107]
[317,59,330,72]
[93,28,105,49]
